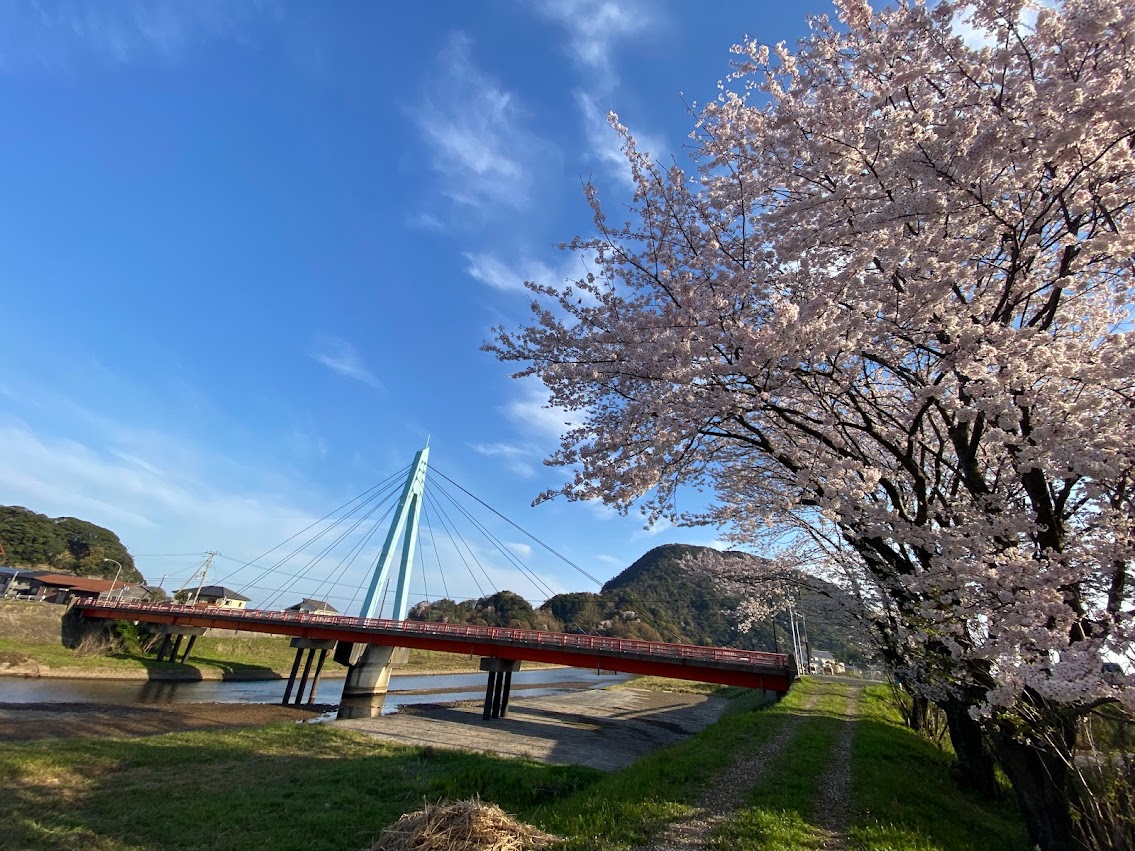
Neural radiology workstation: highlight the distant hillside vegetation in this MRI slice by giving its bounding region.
[0,506,141,582]
[410,543,874,665]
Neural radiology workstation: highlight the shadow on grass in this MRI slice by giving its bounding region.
[0,724,604,851]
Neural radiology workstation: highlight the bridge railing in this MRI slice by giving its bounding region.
[79,600,789,669]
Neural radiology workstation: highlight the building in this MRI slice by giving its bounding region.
[22,572,141,605]
[809,650,845,675]
[184,585,250,609]
[285,598,339,615]
[0,567,51,599]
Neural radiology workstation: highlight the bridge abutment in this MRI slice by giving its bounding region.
[337,644,397,718]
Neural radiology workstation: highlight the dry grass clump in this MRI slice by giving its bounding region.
[371,799,558,851]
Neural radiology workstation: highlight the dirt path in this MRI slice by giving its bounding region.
[335,687,733,772]
[640,689,823,851]
[812,686,863,850]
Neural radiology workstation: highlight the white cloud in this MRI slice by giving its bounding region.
[507,541,533,559]
[0,421,325,584]
[531,0,652,80]
[504,379,586,443]
[576,90,669,190]
[594,553,623,567]
[416,33,542,211]
[0,0,277,70]
[465,252,573,293]
[470,441,539,478]
[633,515,673,538]
[311,338,383,391]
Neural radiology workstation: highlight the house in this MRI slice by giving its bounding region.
[184,585,250,609]
[809,650,844,675]
[25,572,141,605]
[0,567,52,599]
[285,598,339,615]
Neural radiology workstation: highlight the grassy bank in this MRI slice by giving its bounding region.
[0,680,1029,850]
[0,599,555,678]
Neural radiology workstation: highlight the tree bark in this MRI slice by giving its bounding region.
[991,718,1085,851]
[909,694,930,732]
[942,699,999,799]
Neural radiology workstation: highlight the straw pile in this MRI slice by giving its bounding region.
[371,799,559,851]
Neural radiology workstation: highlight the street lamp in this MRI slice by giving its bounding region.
[103,558,123,602]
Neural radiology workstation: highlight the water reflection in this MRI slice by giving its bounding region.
[0,668,631,713]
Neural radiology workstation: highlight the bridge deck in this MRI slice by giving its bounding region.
[76,601,794,692]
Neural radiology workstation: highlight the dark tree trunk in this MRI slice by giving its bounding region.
[991,721,1085,851]
[909,694,930,732]
[942,699,999,799]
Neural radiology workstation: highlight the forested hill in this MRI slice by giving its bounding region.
[0,506,141,582]
[410,542,875,666]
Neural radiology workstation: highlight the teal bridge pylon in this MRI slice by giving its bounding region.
[357,444,429,622]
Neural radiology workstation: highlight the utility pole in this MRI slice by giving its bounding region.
[177,552,217,604]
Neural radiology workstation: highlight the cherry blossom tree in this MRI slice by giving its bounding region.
[488,1,1134,847]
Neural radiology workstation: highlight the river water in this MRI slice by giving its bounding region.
[0,668,631,713]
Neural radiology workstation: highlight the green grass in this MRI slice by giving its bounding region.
[0,679,1032,851]
[846,686,1030,851]
[710,684,853,850]
[0,724,602,851]
[533,685,799,850]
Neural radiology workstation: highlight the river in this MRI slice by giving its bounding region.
[0,667,632,713]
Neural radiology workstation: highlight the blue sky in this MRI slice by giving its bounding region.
[0,0,831,612]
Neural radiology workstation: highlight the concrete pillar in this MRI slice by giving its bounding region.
[282,647,304,706]
[170,634,184,661]
[337,644,397,719]
[155,634,173,662]
[179,634,198,664]
[294,648,316,705]
[479,658,521,720]
[287,638,336,707]
[500,670,513,717]
[307,649,329,705]
[482,672,498,720]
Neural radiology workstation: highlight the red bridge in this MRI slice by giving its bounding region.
[75,599,794,693]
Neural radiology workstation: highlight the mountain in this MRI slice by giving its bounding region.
[411,542,875,666]
[0,506,141,582]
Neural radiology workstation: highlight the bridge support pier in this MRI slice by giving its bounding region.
[283,638,336,706]
[480,658,521,720]
[151,625,205,663]
[336,644,398,719]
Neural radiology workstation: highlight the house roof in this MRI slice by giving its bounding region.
[811,650,837,661]
[195,585,251,602]
[286,598,339,613]
[33,573,138,594]
[0,566,52,578]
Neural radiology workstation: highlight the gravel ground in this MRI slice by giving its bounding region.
[641,689,824,851]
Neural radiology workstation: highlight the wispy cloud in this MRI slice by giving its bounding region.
[470,441,540,477]
[504,379,586,443]
[416,33,542,211]
[531,0,652,81]
[526,2,667,192]
[311,338,383,391]
[464,252,560,292]
[0,0,277,70]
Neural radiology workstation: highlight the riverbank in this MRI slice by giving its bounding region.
[0,679,1030,850]
[0,598,560,680]
[0,701,327,741]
